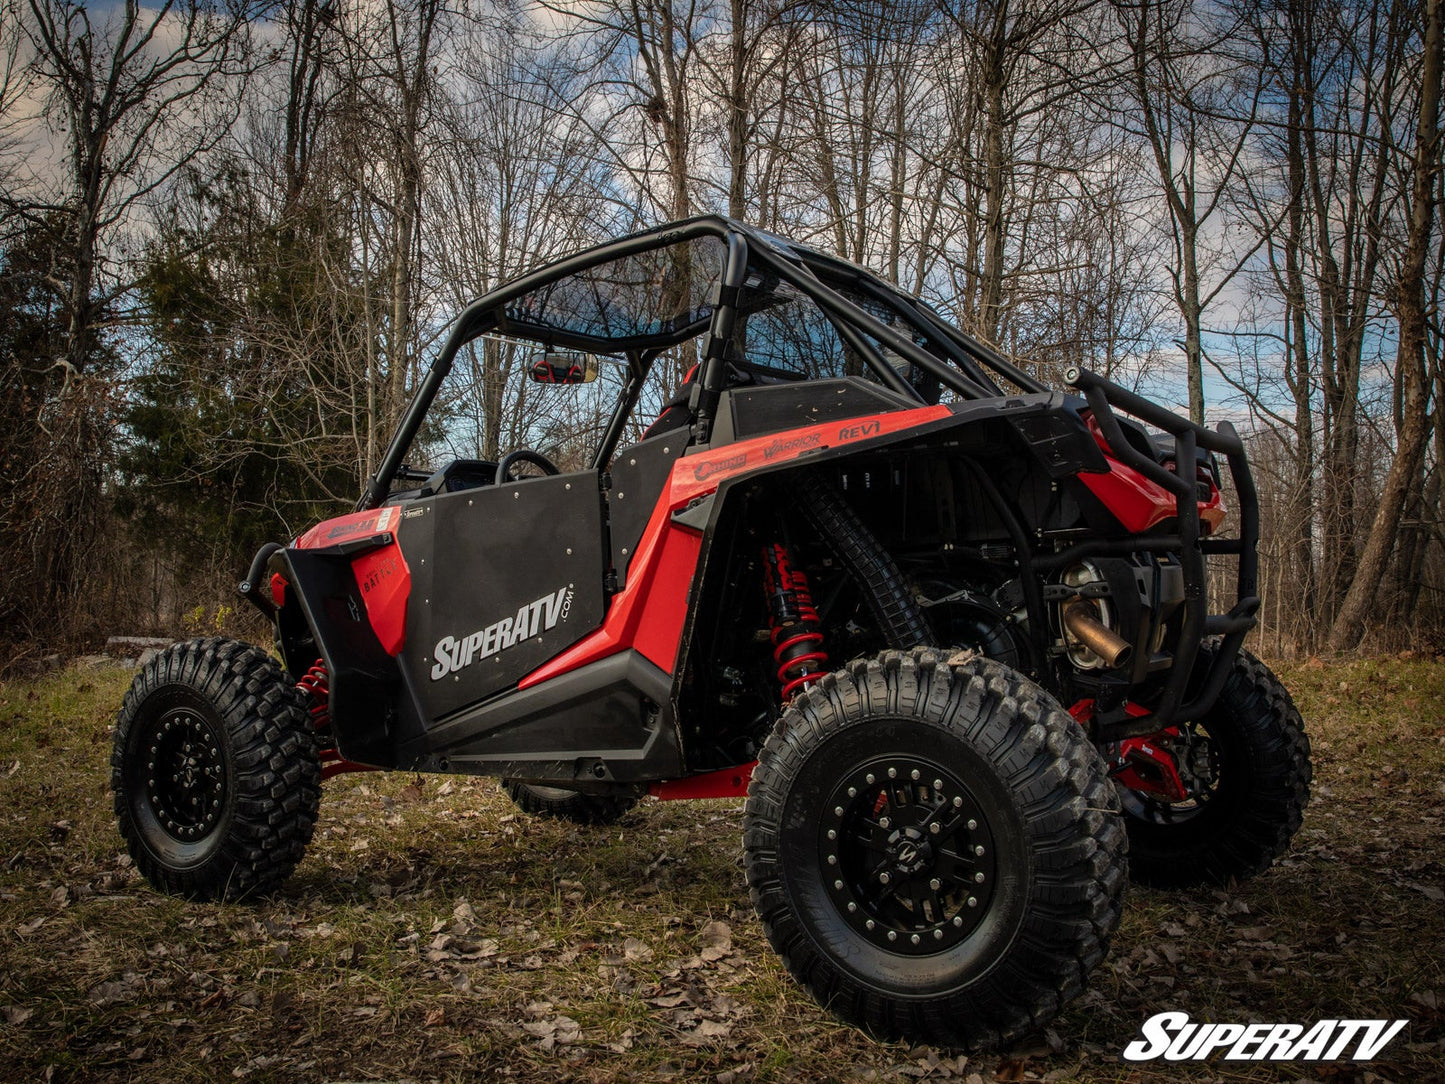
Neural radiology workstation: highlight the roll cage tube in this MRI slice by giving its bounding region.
[357,218,740,511]
[780,259,926,404]
[358,215,1055,511]
[1063,366,1261,741]
[693,231,750,441]
[742,233,998,402]
[591,349,656,472]
[786,248,1012,397]
[770,238,1050,397]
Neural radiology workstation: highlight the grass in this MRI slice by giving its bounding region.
[0,655,1442,1083]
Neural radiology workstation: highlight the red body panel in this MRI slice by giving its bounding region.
[670,405,951,507]
[522,499,703,684]
[292,506,412,656]
[295,506,398,549]
[1079,416,1225,534]
[521,404,951,689]
[351,545,410,655]
[1077,461,1177,532]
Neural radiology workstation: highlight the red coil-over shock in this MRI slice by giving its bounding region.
[761,543,829,703]
[295,659,331,730]
[295,659,374,780]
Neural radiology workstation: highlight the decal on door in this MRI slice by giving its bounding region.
[430,585,574,680]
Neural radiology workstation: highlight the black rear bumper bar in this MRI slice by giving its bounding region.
[1063,367,1260,741]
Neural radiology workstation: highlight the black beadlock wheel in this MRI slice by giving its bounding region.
[745,649,1127,1050]
[501,781,637,825]
[1119,646,1311,888]
[112,638,321,901]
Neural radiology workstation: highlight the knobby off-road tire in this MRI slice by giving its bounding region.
[745,649,1127,1050]
[501,781,637,825]
[112,637,321,901]
[1120,646,1311,888]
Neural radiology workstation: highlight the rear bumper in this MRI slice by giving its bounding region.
[1063,368,1259,741]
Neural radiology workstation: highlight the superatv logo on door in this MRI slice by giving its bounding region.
[430,585,573,680]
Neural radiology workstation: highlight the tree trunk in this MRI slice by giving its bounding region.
[1328,0,1442,651]
[1284,28,1317,631]
[979,3,1008,343]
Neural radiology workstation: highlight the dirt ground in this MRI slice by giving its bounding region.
[0,654,1441,1083]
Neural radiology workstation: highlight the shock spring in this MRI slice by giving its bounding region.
[761,542,829,703]
[296,658,331,731]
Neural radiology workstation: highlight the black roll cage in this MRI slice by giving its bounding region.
[356,215,1048,512]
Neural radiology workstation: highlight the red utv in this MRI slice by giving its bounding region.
[113,217,1310,1048]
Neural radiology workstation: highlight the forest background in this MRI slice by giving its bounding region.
[1,0,1442,662]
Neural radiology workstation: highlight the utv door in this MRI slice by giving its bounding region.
[395,470,606,720]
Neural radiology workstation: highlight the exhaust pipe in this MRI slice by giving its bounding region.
[1063,602,1133,669]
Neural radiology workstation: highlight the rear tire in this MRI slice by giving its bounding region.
[1119,647,1311,888]
[744,649,1126,1050]
[502,781,636,825]
[112,638,320,901]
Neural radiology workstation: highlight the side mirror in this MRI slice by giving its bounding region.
[528,351,598,385]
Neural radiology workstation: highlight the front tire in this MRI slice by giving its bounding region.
[744,649,1126,1050]
[1119,647,1311,888]
[112,638,321,901]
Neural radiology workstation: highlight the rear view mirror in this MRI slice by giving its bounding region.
[528,352,598,385]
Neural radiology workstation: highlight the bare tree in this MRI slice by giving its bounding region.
[540,0,706,224]
[1112,0,1267,425]
[14,0,259,380]
[1329,0,1443,650]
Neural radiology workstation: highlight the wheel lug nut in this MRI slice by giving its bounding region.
[827,854,837,865]
[865,919,875,930]
[879,817,890,829]
[910,934,921,945]
[834,806,844,817]
[887,768,896,779]
[847,786,857,798]
[954,915,965,926]
[847,902,857,912]
[933,929,943,940]
[953,797,963,808]
[974,844,985,856]
[968,896,978,907]
[910,769,920,781]
[933,779,943,790]
[834,879,844,890]
[827,829,837,840]
[879,872,890,884]
[967,818,977,829]
[865,773,875,784]
[975,872,985,883]
[929,878,941,891]
[929,823,940,834]
[887,931,897,942]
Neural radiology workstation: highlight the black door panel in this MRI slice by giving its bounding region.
[397,472,605,719]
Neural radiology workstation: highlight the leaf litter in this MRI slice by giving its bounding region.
[0,659,1441,1082]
